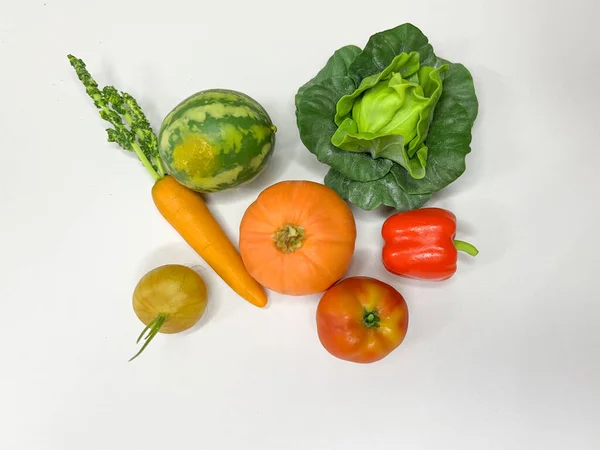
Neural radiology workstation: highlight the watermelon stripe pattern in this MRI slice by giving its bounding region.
[158,89,276,193]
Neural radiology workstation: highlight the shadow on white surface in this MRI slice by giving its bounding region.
[451,197,510,266]
[344,248,371,279]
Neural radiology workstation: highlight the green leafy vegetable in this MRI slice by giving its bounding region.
[295,23,478,211]
[295,75,394,182]
[388,62,479,195]
[325,169,432,211]
[331,51,448,179]
[67,55,166,181]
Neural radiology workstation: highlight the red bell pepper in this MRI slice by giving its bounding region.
[381,208,478,281]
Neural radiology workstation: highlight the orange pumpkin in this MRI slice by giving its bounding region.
[239,180,357,296]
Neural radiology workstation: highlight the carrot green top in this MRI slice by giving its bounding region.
[67,55,166,181]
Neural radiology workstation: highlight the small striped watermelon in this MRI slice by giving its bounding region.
[158,89,276,193]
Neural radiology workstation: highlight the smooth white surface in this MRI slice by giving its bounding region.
[1,1,599,448]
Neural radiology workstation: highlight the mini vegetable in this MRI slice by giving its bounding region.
[316,277,409,364]
[239,180,356,296]
[68,55,267,308]
[295,23,478,211]
[158,89,277,193]
[131,264,208,361]
[381,207,478,281]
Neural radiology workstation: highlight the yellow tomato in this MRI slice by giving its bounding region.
[130,264,208,361]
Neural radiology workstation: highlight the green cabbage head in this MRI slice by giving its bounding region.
[331,51,448,179]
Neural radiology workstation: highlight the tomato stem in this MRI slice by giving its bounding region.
[129,313,168,362]
[363,310,381,328]
[453,240,479,257]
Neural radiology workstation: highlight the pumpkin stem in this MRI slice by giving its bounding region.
[273,224,305,253]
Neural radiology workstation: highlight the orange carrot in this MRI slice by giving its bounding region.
[68,55,267,308]
[152,176,267,307]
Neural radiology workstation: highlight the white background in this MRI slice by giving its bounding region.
[1,0,599,448]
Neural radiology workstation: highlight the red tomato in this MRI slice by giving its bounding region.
[316,277,409,364]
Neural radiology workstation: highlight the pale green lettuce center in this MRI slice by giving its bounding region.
[330,52,448,180]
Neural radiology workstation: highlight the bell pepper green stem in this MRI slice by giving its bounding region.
[453,240,479,257]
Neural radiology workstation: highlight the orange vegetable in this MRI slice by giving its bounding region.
[316,276,409,364]
[69,55,267,308]
[239,180,357,296]
[153,177,267,307]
